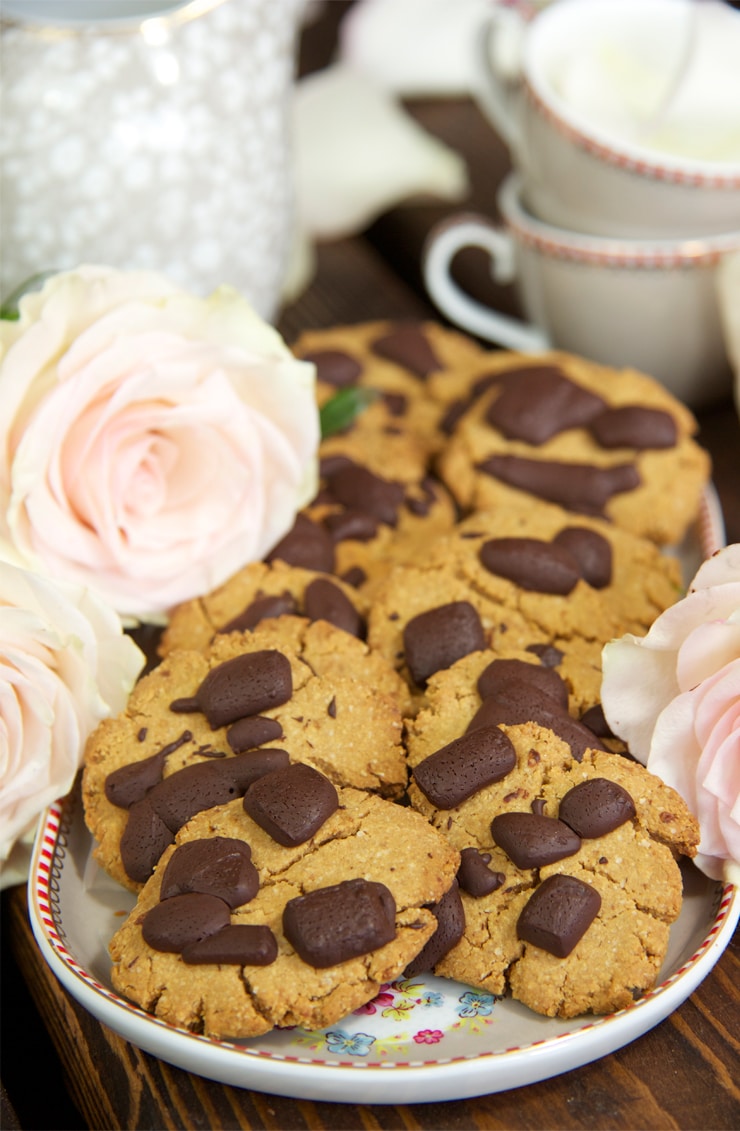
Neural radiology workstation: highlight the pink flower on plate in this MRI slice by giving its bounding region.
[0,266,319,623]
[0,560,144,887]
[601,543,740,884]
[413,1029,444,1045]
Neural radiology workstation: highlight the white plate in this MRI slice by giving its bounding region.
[27,486,736,1104]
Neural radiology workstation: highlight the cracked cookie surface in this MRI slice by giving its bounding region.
[404,656,699,1017]
[109,786,460,1038]
[83,616,411,891]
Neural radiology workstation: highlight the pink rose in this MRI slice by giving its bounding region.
[0,266,319,622]
[0,561,144,887]
[601,544,740,884]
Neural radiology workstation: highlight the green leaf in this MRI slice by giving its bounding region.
[0,271,55,321]
[319,387,378,439]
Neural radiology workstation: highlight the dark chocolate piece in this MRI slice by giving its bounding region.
[266,513,336,573]
[526,643,564,668]
[558,777,636,838]
[325,464,405,527]
[302,348,362,388]
[283,878,396,967]
[457,848,505,896]
[120,798,175,885]
[579,703,613,738]
[195,650,293,729]
[243,763,338,847]
[552,527,612,589]
[477,658,568,711]
[404,880,465,975]
[104,748,169,809]
[383,391,408,416]
[491,812,581,868]
[219,592,297,634]
[403,600,485,686]
[181,923,278,966]
[304,576,365,638]
[412,726,516,809]
[142,892,231,953]
[588,405,678,450]
[468,691,606,762]
[146,749,290,835]
[159,837,258,909]
[485,366,605,445]
[227,715,283,754]
[479,537,581,595]
[477,455,641,511]
[517,873,601,957]
[324,509,379,543]
[370,322,441,378]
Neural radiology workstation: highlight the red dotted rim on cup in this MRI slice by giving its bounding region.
[525,81,740,190]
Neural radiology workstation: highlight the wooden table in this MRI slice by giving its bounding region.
[3,6,740,1128]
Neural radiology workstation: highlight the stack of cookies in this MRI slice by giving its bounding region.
[82,322,709,1038]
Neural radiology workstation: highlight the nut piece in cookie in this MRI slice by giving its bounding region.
[109,785,460,1039]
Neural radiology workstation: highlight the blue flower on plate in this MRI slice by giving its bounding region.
[418,991,445,1008]
[457,990,495,1018]
[325,1029,376,1056]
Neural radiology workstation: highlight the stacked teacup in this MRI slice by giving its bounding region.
[423,0,740,407]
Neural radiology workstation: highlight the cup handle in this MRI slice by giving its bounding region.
[472,5,526,152]
[422,213,550,353]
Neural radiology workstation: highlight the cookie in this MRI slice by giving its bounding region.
[431,350,710,546]
[159,559,370,658]
[269,463,458,598]
[404,655,699,1017]
[366,502,682,705]
[83,616,411,891]
[109,782,460,1038]
[293,319,484,462]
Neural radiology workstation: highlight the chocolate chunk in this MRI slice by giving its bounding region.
[404,880,465,975]
[480,537,581,595]
[319,453,355,479]
[370,322,441,378]
[181,923,278,966]
[558,778,636,838]
[341,566,367,588]
[147,749,290,835]
[457,848,505,897]
[383,391,408,417]
[325,465,405,527]
[142,892,231,953]
[468,691,606,762]
[227,715,283,753]
[219,592,298,634]
[104,748,169,809]
[195,650,293,729]
[304,577,365,638]
[517,874,601,957]
[403,600,485,686]
[526,643,564,668]
[579,703,613,738]
[491,812,581,868]
[412,726,516,809]
[283,878,396,967]
[159,837,259,908]
[485,367,605,445]
[266,513,336,573]
[477,658,568,710]
[243,763,338,846]
[588,406,678,450]
[324,509,379,543]
[120,798,175,884]
[477,455,641,512]
[302,348,362,388]
[552,527,612,589]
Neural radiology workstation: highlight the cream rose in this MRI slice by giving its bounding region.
[601,543,740,884]
[0,266,319,622]
[0,560,144,887]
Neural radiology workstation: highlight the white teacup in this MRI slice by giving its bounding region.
[476,0,740,238]
[422,174,740,407]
